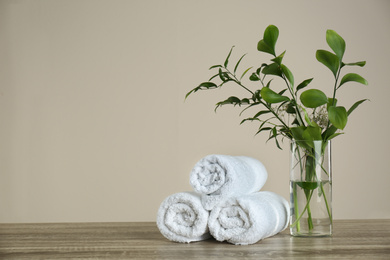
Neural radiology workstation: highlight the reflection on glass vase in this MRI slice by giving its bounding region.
[290,140,332,237]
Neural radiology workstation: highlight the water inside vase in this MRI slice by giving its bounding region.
[290,180,332,236]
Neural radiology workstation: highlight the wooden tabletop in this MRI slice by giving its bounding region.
[1,219,390,259]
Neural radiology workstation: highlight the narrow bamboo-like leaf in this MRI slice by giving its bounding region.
[218,68,229,82]
[239,102,261,116]
[325,132,344,141]
[339,73,368,88]
[274,136,282,149]
[316,50,340,77]
[260,87,289,103]
[278,89,288,96]
[300,89,328,108]
[296,78,313,93]
[255,126,272,136]
[266,127,282,149]
[253,110,272,118]
[328,106,348,130]
[209,65,223,70]
[234,54,246,74]
[322,125,337,141]
[240,66,253,80]
[185,82,218,99]
[281,64,294,87]
[208,73,219,81]
[261,118,275,128]
[224,46,234,68]
[302,107,317,127]
[326,30,346,60]
[218,78,233,87]
[347,99,368,116]
[240,117,260,125]
[198,82,218,88]
[262,63,282,77]
[215,96,243,111]
[342,61,366,67]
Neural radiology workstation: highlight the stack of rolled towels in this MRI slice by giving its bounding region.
[156,154,289,245]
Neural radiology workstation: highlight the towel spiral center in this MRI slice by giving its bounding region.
[218,205,251,230]
[192,162,226,194]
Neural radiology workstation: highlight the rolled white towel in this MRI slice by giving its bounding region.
[189,155,268,210]
[156,192,211,243]
[208,191,289,245]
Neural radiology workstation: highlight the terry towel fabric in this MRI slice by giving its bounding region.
[156,192,211,243]
[208,191,289,245]
[189,155,268,210]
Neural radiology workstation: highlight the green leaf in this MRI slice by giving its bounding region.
[263,25,279,56]
[290,126,305,140]
[327,98,337,108]
[240,117,260,125]
[253,110,272,118]
[260,87,289,103]
[185,82,218,99]
[249,72,260,81]
[286,102,296,114]
[328,106,348,130]
[224,46,234,68]
[257,40,274,56]
[347,99,368,116]
[300,89,328,108]
[240,66,253,80]
[291,126,314,150]
[322,125,338,141]
[316,50,340,78]
[255,127,272,135]
[234,53,246,74]
[342,61,366,67]
[326,30,346,60]
[209,65,222,70]
[215,96,250,111]
[339,73,368,88]
[252,90,261,102]
[303,126,322,141]
[281,64,294,87]
[267,127,282,149]
[218,68,229,82]
[325,132,344,141]
[296,181,320,190]
[240,110,272,125]
[271,51,285,65]
[295,78,313,93]
[262,63,282,77]
[302,106,317,127]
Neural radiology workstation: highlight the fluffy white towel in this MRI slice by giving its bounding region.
[156,192,211,243]
[208,191,289,245]
[189,155,268,210]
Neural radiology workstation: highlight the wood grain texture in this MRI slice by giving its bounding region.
[1,220,390,259]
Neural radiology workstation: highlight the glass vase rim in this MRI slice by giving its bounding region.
[290,139,331,143]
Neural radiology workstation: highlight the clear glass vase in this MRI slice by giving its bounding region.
[290,140,332,237]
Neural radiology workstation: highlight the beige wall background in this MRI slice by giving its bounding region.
[1,0,389,223]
